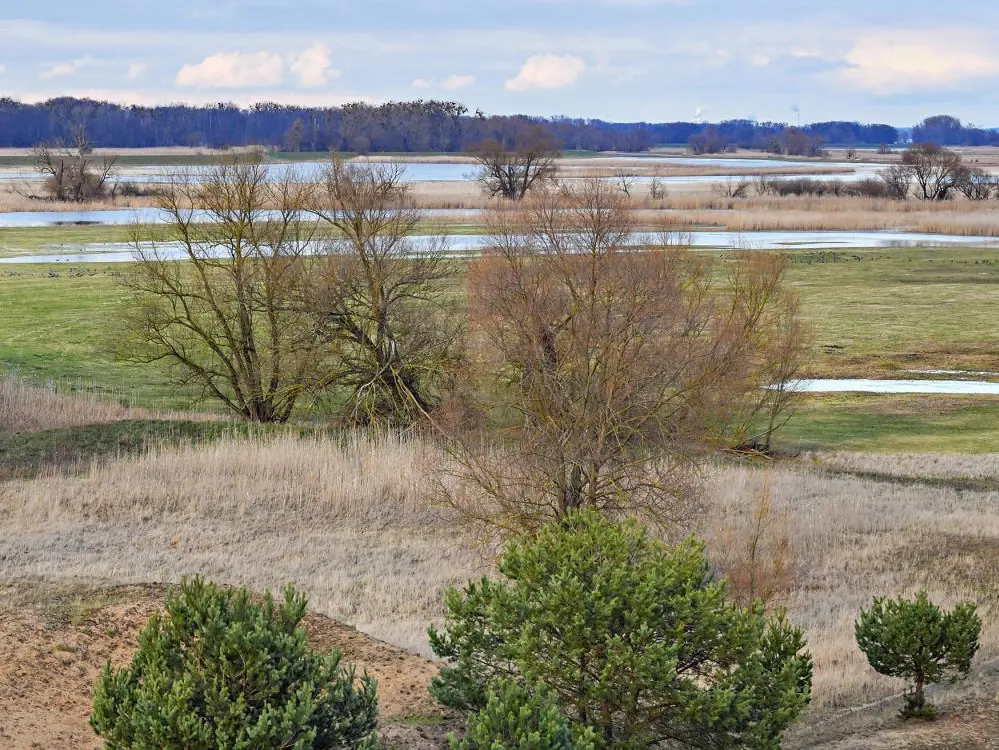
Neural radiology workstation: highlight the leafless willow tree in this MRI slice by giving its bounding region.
[307,158,464,426]
[614,169,637,197]
[957,167,998,201]
[31,124,118,202]
[122,157,464,425]
[442,179,806,537]
[648,174,668,201]
[714,177,752,199]
[701,253,808,453]
[122,161,324,422]
[468,125,560,200]
[901,143,965,200]
[877,164,912,200]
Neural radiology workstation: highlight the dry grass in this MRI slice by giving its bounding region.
[0,430,995,719]
[0,373,186,433]
[0,434,480,655]
[0,185,161,213]
[702,460,999,742]
[805,451,999,483]
[632,194,999,236]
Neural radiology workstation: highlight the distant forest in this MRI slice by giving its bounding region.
[0,98,994,152]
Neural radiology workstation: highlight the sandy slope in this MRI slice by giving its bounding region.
[0,583,449,750]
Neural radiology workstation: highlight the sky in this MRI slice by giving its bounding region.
[1,1,998,126]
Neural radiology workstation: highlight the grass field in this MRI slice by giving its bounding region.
[0,264,190,408]
[2,236,998,746]
[2,242,997,451]
[787,247,999,378]
[0,220,490,257]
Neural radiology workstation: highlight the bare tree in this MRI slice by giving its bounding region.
[468,125,560,200]
[877,164,912,200]
[705,253,808,454]
[122,160,324,422]
[648,174,668,201]
[31,123,118,202]
[957,167,997,201]
[713,177,752,199]
[614,169,637,197]
[307,158,464,426]
[902,143,964,200]
[443,179,804,537]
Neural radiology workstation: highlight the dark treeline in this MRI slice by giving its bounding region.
[912,115,999,146]
[644,119,898,150]
[4,97,992,153]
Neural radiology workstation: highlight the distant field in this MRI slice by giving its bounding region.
[788,247,999,378]
[0,221,489,257]
[0,150,608,168]
[1,243,997,451]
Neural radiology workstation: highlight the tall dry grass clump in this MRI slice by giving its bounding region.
[0,433,477,654]
[0,374,164,433]
[703,461,999,723]
[6,433,441,526]
[645,194,999,236]
[1,429,997,718]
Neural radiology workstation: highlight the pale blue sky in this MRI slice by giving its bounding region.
[1,1,997,125]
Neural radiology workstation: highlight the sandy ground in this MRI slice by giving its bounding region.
[0,583,450,750]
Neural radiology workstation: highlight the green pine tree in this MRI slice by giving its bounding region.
[855,590,981,719]
[91,577,379,749]
[429,510,813,749]
[450,679,596,750]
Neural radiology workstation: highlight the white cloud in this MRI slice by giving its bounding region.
[176,51,284,88]
[41,56,94,79]
[291,43,338,87]
[127,62,147,81]
[837,30,999,93]
[443,74,475,90]
[412,78,432,89]
[789,46,823,59]
[750,54,770,67]
[17,87,381,108]
[505,53,585,91]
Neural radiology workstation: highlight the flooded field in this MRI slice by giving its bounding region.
[3,229,998,264]
[788,378,999,395]
[0,207,480,227]
[0,154,888,187]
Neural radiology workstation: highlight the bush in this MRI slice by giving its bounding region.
[855,590,981,719]
[450,679,595,750]
[429,510,813,749]
[91,577,379,749]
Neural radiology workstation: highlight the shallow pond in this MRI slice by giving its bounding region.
[787,379,999,395]
[3,229,998,264]
[0,155,891,187]
[0,207,480,228]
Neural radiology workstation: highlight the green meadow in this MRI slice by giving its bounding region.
[2,242,998,452]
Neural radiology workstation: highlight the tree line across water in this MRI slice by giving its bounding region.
[5,97,992,153]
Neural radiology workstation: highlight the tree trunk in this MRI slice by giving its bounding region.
[913,674,925,711]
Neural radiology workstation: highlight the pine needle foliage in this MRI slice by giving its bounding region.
[91,577,379,749]
[429,510,812,749]
[449,678,596,750]
[855,590,981,719]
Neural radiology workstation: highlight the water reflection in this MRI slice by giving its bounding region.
[785,379,999,395]
[3,229,998,264]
